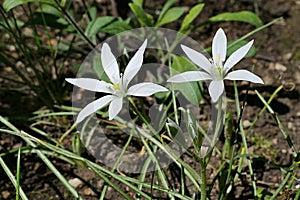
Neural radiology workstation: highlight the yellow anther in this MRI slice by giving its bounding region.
[113,83,120,90]
[217,66,222,74]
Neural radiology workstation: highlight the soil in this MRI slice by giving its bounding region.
[0,0,299,199]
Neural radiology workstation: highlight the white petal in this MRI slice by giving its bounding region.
[225,70,264,84]
[123,39,147,88]
[127,82,168,96]
[212,28,227,63]
[181,44,212,74]
[208,80,224,102]
[108,97,123,120]
[65,78,113,93]
[223,40,254,74]
[167,71,212,82]
[101,43,120,84]
[76,95,114,123]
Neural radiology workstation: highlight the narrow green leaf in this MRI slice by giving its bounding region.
[27,13,67,29]
[16,147,21,200]
[3,0,55,12]
[156,0,176,23]
[179,3,204,33]
[166,118,188,148]
[171,55,202,105]
[208,11,263,27]
[88,6,97,20]
[100,20,132,35]
[156,7,184,27]
[0,156,29,200]
[227,40,256,57]
[93,54,110,82]
[132,0,143,7]
[129,3,154,26]
[35,4,62,17]
[85,16,115,36]
[0,19,24,29]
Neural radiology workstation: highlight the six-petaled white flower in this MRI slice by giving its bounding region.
[66,39,168,123]
[167,28,264,102]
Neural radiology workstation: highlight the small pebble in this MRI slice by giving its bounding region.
[287,122,293,129]
[274,62,287,71]
[68,178,83,188]
[83,188,96,196]
[281,149,287,153]
[282,52,292,61]
[243,120,251,128]
[1,191,10,199]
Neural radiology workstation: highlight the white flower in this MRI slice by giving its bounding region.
[168,28,264,102]
[66,39,168,123]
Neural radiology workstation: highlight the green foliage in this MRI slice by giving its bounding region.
[100,20,132,35]
[3,0,55,12]
[129,3,154,26]
[208,11,263,27]
[85,16,115,36]
[170,55,202,105]
[155,7,184,27]
[179,3,204,34]
[227,40,256,57]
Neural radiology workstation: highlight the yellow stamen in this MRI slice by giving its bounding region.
[217,66,222,74]
[113,83,120,90]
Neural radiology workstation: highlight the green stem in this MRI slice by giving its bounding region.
[205,97,225,164]
[232,81,257,197]
[199,159,207,200]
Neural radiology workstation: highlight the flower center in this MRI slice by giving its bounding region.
[113,83,120,90]
[111,81,126,98]
[209,56,223,80]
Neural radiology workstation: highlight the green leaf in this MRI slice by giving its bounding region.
[85,16,115,36]
[129,3,154,26]
[166,118,188,148]
[156,0,176,22]
[171,55,202,105]
[88,6,97,20]
[179,3,204,33]
[156,7,184,27]
[93,54,109,82]
[208,11,263,27]
[0,19,24,29]
[227,40,256,57]
[35,4,62,17]
[100,20,132,35]
[27,13,67,29]
[132,0,143,7]
[3,0,55,12]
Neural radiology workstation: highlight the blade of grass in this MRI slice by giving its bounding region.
[232,80,257,197]
[87,163,132,200]
[100,129,135,200]
[269,162,297,200]
[255,90,297,156]
[138,133,175,200]
[0,115,83,200]
[246,85,283,136]
[1,124,153,199]
[136,153,153,200]
[0,156,28,200]
[16,147,21,200]
[120,175,194,200]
